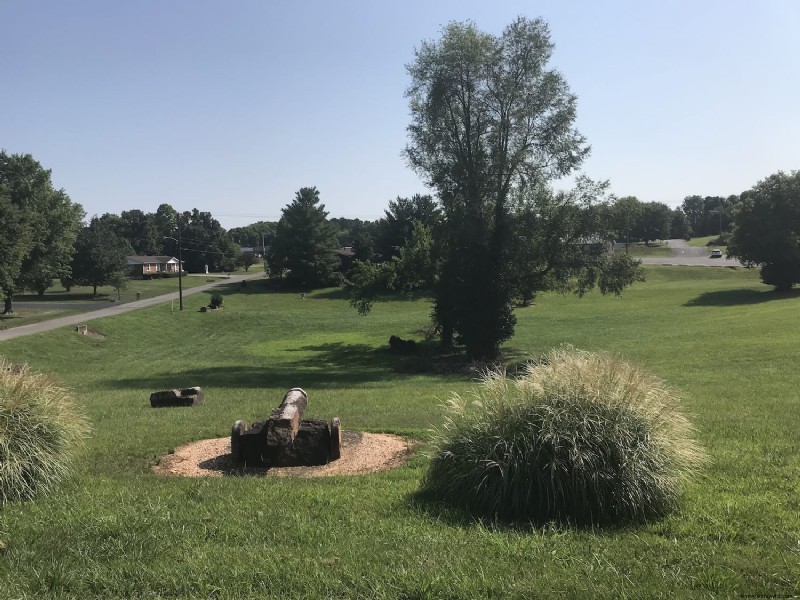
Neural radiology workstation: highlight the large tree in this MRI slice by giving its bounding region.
[611,196,645,252]
[71,217,133,296]
[405,18,592,358]
[0,152,83,313]
[728,171,800,291]
[268,187,339,288]
[634,201,672,244]
[174,209,239,273]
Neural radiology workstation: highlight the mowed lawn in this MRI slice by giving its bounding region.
[0,275,231,331]
[0,266,798,598]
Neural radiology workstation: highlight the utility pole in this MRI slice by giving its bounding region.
[178,227,183,310]
[164,231,184,310]
[262,232,267,274]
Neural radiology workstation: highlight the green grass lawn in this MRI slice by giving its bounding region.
[0,267,798,598]
[1,276,229,331]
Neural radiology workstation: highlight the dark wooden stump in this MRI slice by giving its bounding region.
[150,387,204,408]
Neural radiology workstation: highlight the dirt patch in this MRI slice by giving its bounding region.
[153,430,414,478]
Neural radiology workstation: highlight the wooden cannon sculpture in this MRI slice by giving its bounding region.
[230,388,341,467]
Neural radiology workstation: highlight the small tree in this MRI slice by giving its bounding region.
[728,170,800,291]
[237,251,258,272]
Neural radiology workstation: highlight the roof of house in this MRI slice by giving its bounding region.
[126,255,179,264]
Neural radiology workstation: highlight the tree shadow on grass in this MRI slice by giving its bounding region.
[684,288,800,307]
[15,292,111,303]
[102,340,464,391]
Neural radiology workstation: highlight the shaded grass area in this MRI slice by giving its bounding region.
[0,267,798,598]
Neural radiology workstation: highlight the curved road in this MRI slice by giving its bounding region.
[0,272,264,342]
[638,239,743,268]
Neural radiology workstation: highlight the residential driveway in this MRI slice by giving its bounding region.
[0,273,264,342]
[638,239,743,268]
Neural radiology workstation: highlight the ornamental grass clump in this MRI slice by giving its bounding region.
[0,359,89,504]
[422,348,707,525]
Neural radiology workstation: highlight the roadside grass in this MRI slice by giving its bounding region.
[0,267,798,598]
[688,235,728,254]
[1,276,229,331]
[620,241,672,258]
[687,235,717,247]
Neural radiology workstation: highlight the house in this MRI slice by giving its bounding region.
[334,246,355,273]
[127,256,183,279]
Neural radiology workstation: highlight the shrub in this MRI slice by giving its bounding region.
[421,347,706,525]
[209,294,224,309]
[0,359,89,504]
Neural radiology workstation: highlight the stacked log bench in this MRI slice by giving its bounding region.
[230,387,341,468]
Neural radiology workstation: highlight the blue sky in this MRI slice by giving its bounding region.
[2,1,798,229]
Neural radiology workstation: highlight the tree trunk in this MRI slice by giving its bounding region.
[2,292,13,315]
[93,284,97,297]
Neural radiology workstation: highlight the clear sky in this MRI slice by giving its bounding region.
[2,1,798,229]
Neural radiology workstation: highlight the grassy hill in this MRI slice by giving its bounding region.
[0,266,798,598]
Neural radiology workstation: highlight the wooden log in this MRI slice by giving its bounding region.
[269,387,307,445]
[330,417,342,460]
[230,420,248,462]
[150,387,204,408]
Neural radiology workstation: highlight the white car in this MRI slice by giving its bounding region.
[710,249,722,258]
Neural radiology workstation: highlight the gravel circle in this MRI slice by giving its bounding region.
[153,431,413,478]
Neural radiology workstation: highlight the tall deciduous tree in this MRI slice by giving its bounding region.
[175,209,239,273]
[728,171,800,291]
[405,18,591,359]
[0,152,83,313]
[634,202,672,244]
[71,217,133,297]
[611,196,644,252]
[268,187,338,288]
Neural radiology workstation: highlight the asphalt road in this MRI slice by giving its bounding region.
[637,239,743,268]
[0,272,264,342]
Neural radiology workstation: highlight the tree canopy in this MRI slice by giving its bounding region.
[728,170,800,291]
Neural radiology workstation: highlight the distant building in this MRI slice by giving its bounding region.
[334,246,355,272]
[127,256,182,278]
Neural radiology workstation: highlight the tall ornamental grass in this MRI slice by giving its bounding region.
[0,359,89,504]
[422,348,707,525]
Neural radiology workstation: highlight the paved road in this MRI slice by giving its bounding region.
[638,239,743,268]
[0,272,264,342]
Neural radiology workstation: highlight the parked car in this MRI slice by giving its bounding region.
[710,249,723,258]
